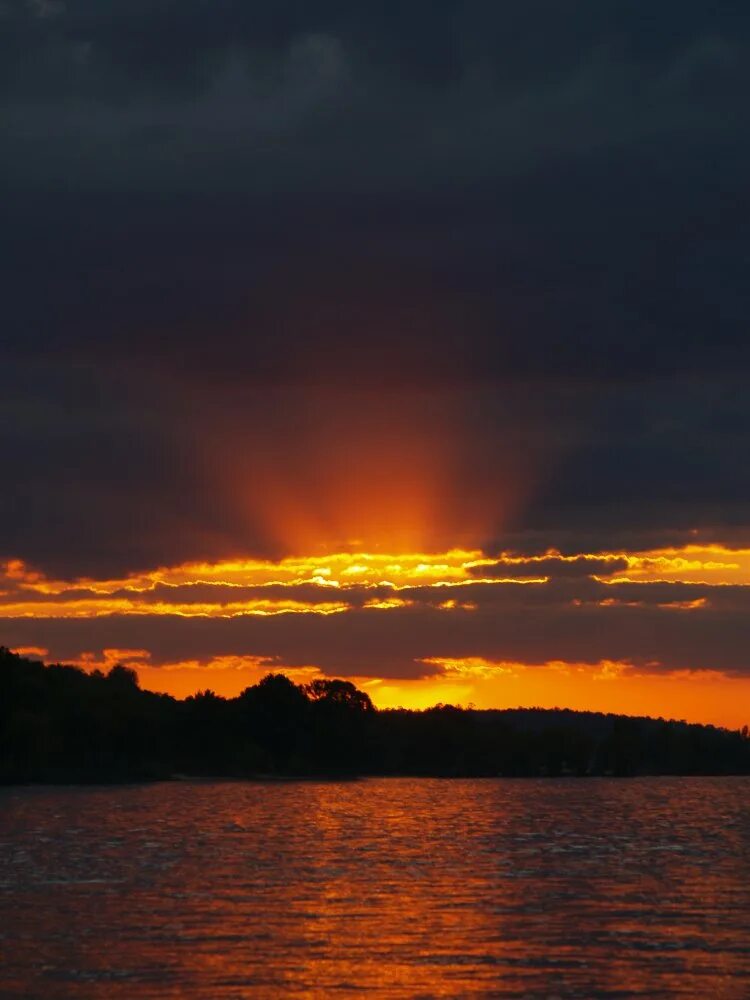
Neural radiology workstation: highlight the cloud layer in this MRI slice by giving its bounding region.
[4,547,750,686]
[2,3,749,713]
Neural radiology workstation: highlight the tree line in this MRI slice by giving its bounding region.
[1,647,749,782]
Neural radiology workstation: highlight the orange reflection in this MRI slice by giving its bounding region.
[3,779,746,997]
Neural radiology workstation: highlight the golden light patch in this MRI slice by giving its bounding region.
[0,597,350,619]
[2,545,750,734]
[3,544,750,621]
[9,645,49,658]
[366,659,750,729]
[11,549,491,590]
[609,545,750,585]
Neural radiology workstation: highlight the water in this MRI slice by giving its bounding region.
[0,778,748,998]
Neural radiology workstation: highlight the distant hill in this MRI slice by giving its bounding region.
[1,647,748,783]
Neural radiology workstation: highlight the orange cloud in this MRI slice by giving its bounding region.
[4,545,750,729]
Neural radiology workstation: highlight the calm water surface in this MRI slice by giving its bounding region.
[0,778,748,998]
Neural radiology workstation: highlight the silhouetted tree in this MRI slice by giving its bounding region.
[305,678,374,713]
[238,673,311,772]
[2,648,750,783]
[305,678,375,771]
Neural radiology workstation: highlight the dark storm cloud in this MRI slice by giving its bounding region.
[2,1,750,576]
[395,578,749,612]
[471,557,630,579]
[0,363,274,576]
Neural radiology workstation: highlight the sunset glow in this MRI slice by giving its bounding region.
[5,543,750,729]
[5,5,750,998]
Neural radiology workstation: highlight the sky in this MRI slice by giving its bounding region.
[3,1,750,727]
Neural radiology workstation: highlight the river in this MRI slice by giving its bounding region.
[1,777,748,997]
